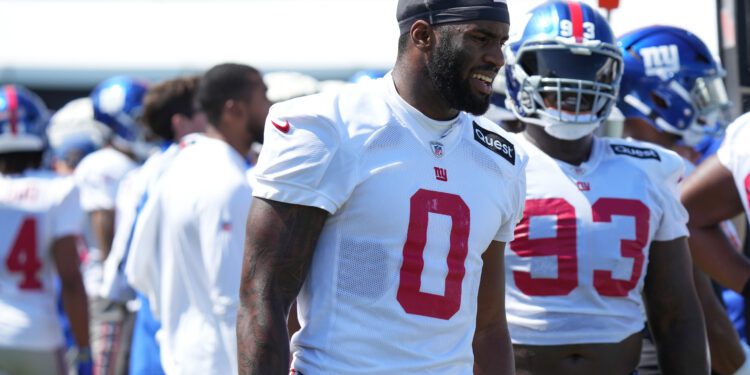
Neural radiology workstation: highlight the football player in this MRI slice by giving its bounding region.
[74,75,149,375]
[238,0,526,374]
[128,63,269,374]
[617,25,750,375]
[503,2,707,374]
[0,85,92,375]
[97,75,207,375]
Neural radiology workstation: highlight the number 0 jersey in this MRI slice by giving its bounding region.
[0,171,82,350]
[506,136,689,345]
[717,113,750,226]
[252,74,528,374]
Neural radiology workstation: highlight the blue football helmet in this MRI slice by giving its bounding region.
[0,84,49,153]
[617,25,730,146]
[504,1,623,140]
[90,76,149,150]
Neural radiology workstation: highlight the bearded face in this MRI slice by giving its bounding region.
[425,27,493,116]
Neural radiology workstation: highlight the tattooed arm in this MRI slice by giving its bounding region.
[237,197,329,374]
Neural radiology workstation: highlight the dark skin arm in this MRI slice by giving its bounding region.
[236,198,328,375]
[681,155,750,292]
[53,235,90,348]
[643,237,708,375]
[473,240,514,375]
[693,267,746,374]
[90,209,115,260]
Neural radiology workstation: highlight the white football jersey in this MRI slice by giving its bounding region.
[101,143,182,302]
[717,113,750,225]
[128,135,251,375]
[74,147,136,294]
[0,171,82,350]
[506,136,688,345]
[74,147,137,212]
[252,74,528,374]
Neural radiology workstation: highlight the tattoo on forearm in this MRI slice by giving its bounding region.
[237,199,327,374]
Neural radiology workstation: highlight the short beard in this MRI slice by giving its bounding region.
[426,27,491,116]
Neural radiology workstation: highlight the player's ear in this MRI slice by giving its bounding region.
[410,20,434,52]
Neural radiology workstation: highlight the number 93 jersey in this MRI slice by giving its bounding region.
[505,136,688,345]
[0,171,82,350]
[717,113,750,226]
[252,74,528,374]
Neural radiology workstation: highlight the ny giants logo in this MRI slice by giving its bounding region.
[434,167,448,182]
[576,181,590,191]
[640,44,680,79]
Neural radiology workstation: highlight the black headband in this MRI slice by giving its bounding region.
[397,0,510,35]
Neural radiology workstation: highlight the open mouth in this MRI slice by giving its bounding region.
[471,73,494,95]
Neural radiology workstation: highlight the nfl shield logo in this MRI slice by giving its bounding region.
[430,141,444,158]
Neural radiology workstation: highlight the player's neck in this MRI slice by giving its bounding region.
[524,124,594,166]
[204,125,251,160]
[392,66,459,121]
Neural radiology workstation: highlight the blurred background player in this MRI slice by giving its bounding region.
[616,25,750,375]
[46,98,105,176]
[104,74,207,375]
[503,2,707,374]
[0,85,92,375]
[682,112,750,374]
[128,63,269,374]
[74,75,149,375]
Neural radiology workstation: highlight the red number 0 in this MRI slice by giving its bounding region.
[397,189,470,320]
[511,197,649,297]
[5,218,43,290]
[745,174,750,213]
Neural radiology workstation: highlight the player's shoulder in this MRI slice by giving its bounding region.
[267,79,392,143]
[23,170,78,201]
[602,137,684,178]
[723,112,750,153]
[75,147,136,178]
[468,115,529,175]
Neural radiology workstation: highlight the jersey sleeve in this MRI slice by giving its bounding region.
[717,114,750,171]
[52,178,84,239]
[252,95,359,214]
[74,152,135,212]
[494,144,529,243]
[651,148,690,242]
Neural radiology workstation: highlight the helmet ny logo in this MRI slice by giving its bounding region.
[640,45,680,79]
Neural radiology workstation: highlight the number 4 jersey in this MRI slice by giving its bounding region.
[506,136,688,345]
[252,74,528,374]
[0,171,82,350]
[717,113,750,226]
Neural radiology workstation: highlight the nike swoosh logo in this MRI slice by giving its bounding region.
[271,120,290,133]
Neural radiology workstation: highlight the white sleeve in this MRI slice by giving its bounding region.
[75,167,120,212]
[124,186,162,315]
[53,179,83,238]
[716,115,747,169]
[494,154,528,242]
[653,151,690,241]
[252,99,358,214]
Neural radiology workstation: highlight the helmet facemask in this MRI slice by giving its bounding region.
[506,38,623,140]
